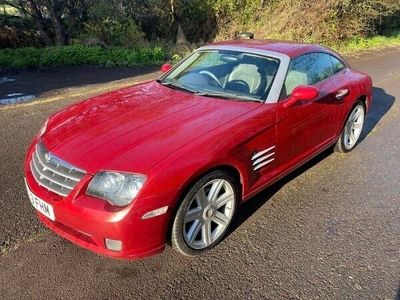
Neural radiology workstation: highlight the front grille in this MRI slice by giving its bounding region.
[30,142,86,197]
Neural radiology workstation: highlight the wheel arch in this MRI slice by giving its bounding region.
[338,94,367,135]
[357,94,368,111]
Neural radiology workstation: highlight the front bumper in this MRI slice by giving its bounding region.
[24,141,175,260]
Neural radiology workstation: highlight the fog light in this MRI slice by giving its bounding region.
[105,239,122,251]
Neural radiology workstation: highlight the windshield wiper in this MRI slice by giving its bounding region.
[195,91,264,103]
[157,80,198,94]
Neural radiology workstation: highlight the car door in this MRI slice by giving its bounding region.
[275,52,342,173]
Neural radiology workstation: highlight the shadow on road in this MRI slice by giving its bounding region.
[227,85,395,238]
[0,66,159,100]
[228,147,333,236]
[359,86,395,143]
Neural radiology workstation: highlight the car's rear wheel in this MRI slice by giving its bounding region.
[171,170,238,256]
[335,101,365,153]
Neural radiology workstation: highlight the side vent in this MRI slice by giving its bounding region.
[252,146,275,171]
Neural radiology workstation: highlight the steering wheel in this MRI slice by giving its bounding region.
[199,70,222,87]
[225,79,250,94]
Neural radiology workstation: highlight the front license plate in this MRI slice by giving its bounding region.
[25,179,55,221]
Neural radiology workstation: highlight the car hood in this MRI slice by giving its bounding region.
[42,81,261,174]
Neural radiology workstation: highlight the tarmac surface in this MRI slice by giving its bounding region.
[0,48,399,299]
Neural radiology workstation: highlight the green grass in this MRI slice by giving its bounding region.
[0,45,166,69]
[330,31,400,54]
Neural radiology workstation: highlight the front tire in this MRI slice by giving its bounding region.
[171,170,238,256]
[335,102,365,153]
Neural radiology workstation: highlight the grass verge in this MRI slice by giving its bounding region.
[329,31,400,54]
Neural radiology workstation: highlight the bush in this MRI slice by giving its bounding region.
[0,45,166,69]
[84,19,145,48]
[211,0,400,43]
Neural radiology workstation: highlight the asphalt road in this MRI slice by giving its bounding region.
[0,48,399,299]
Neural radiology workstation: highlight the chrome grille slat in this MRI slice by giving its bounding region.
[30,142,86,197]
[31,160,70,197]
[31,155,75,190]
[35,144,83,181]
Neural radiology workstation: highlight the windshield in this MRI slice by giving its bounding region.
[159,50,280,102]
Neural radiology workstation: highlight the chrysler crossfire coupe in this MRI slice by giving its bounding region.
[24,39,372,259]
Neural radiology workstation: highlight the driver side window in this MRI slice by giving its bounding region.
[281,53,334,99]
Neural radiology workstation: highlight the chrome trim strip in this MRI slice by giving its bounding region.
[197,45,291,103]
[253,158,275,171]
[252,152,275,166]
[252,146,275,160]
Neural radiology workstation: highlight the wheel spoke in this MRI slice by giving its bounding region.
[353,108,362,121]
[208,180,224,202]
[353,123,362,129]
[202,222,212,246]
[187,219,202,243]
[350,130,356,145]
[214,193,234,209]
[212,211,229,227]
[185,208,202,223]
[196,188,208,208]
[344,133,350,145]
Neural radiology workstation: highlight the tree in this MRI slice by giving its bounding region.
[1,0,90,45]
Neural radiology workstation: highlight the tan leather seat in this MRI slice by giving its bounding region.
[285,70,308,95]
[226,64,262,94]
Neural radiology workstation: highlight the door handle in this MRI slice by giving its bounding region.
[335,89,349,100]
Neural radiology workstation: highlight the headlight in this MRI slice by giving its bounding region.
[86,171,146,207]
[39,119,49,136]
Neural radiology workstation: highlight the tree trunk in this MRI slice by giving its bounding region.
[176,22,187,44]
[27,0,52,45]
[45,0,67,45]
[170,0,187,44]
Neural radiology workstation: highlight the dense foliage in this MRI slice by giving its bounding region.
[1,0,400,48]
[0,45,165,68]
[0,0,399,69]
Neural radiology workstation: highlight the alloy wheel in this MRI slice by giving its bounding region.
[344,104,365,150]
[183,179,236,249]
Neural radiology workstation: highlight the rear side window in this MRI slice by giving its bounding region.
[281,53,335,97]
[330,55,346,74]
[307,53,334,84]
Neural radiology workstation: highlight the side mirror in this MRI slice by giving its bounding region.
[283,85,319,108]
[161,63,172,73]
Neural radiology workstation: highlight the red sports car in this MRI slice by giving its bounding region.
[24,39,372,259]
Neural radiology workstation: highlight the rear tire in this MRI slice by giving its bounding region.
[335,101,365,153]
[171,170,238,256]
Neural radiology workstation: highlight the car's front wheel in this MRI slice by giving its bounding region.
[171,170,238,256]
[335,101,365,153]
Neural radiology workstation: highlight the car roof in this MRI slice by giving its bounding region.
[209,39,334,59]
